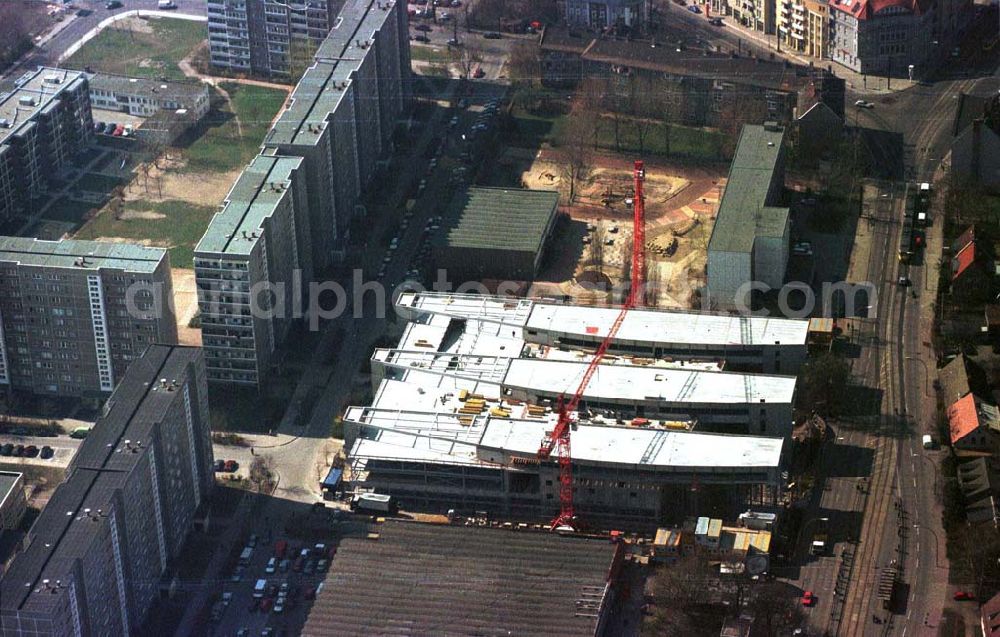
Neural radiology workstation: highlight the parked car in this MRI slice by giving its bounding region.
[447,38,461,47]
[214,459,226,472]
[483,31,502,39]
[105,0,122,8]
[94,122,105,133]
[414,23,432,31]
[709,17,723,25]
[472,66,485,79]
[953,591,975,601]
[13,445,25,457]
[801,591,816,606]
[40,446,54,459]
[265,557,277,574]
[0,443,13,456]
[687,5,701,12]
[224,459,239,472]
[112,125,124,137]
[854,99,874,109]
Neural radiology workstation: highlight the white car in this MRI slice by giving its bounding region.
[265,557,276,574]
[854,99,874,109]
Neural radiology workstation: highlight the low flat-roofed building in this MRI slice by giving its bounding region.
[345,294,788,527]
[0,471,26,531]
[0,237,177,398]
[305,519,624,636]
[87,73,210,119]
[396,291,809,373]
[432,187,560,281]
[0,345,213,637]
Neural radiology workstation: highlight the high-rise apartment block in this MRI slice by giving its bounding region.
[264,0,410,269]
[196,0,410,390]
[0,237,177,399]
[0,68,93,228]
[207,0,342,79]
[194,155,311,387]
[0,345,214,637]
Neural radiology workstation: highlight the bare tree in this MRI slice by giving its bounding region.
[249,455,275,493]
[0,4,32,71]
[557,92,597,203]
[450,42,484,80]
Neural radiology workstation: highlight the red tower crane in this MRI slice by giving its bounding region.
[538,160,646,530]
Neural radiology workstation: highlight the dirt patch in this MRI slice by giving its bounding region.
[171,268,201,346]
[122,153,240,207]
[120,210,166,220]
[89,236,169,248]
[120,16,154,34]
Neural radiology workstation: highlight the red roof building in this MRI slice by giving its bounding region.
[950,228,996,302]
[948,393,1000,455]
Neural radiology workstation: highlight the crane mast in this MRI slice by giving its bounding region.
[538,160,646,530]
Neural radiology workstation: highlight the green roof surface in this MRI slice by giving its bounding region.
[0,237,165,272]
[195,155,302,256]
[708,125,789,254]
[434,187,559,254]
[265,0,392,148]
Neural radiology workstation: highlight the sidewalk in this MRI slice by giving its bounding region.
[718,16,918,95]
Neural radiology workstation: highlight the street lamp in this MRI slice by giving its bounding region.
[905,356,932,397]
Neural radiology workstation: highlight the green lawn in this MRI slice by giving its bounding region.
[74,173,126,193]
[409,46,452,64]
[179,83,288,174]
[63,17,205,81]
[594,117,726,161]
[511,110,569,146]
[75,199,216,268]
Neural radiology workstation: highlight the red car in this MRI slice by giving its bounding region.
[260,597,273,612]
[274,540,288,559]
[472,66,485,79]
[112,124,124,137]
[304,586,317,600]
[801,591,816,607]
[953,591,975,601]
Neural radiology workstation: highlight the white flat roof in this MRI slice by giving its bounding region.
[525,304,809,347]
[395,292,809,347]
[503,359,797,405]
[479,419,783,468]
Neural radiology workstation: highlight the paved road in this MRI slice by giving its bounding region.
[2,0,206,89]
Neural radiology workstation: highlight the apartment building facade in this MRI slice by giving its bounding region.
[208,0,342,79]
[0,346,213,637]
[194,155,311,387]
[0,68,93,227]
[777,0,830,58]
[562,0,649,30]
[262,0,409,270]
[0,237,177,399]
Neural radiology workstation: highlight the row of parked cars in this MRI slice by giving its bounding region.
[94,121,133,137]
[214,458,240,472]
[0,443,54,459]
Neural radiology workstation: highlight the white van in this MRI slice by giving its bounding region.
[158,0,177,8]
[253,579,267,598]
[922,434,934,449]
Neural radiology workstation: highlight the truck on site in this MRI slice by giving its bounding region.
[350,492,397,515]
[811,534,828,555]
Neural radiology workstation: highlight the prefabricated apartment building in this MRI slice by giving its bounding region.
[343,292,809,525]
[195,0,410,388]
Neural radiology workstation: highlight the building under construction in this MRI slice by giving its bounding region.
[343,293,807,527]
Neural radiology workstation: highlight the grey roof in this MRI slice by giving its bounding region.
[0,471,21,506]
[434,187,560,253]
[708,125,789,255]
[541,27,834,91]
[195,155,303,256]
[938,354,970,406]
[265,0,393,148]
[0,236,166,273]
[303,520,618,636]
[88,73,207,106]
[0,346,201,613]
[0,67,88,145]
